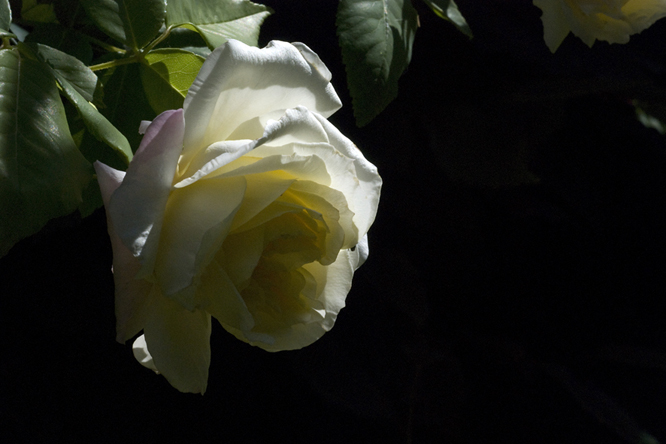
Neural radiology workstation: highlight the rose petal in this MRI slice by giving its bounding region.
[132,334,158,373]
[355,233,370,268]
[213,153,332,186]
[155,175,247,309]
[533,0,571,52]
[181,40,342,169]
[108,109,185,279]
[249,107,380,238]
[312,113,382,238]
[143,294,212,394]
[94,161,153,342]
[228,174,296,231]
[227,248,356,352]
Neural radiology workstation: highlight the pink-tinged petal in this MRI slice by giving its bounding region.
[108,109,185,279]
[94,161,125,205]
[155,175,247,309]
[181,40,342,169]
[143,294,212,394]
[94,161,153,342]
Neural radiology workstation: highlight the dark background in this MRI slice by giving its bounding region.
[3,1,666,442]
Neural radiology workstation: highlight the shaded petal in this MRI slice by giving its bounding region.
[94,161,152,342]
[533,0,571,52]
[624,0,666,32]
[155,176,247,309]
[143,294,212,394]
[285,180,354,259]
[228,174,296,232]
[230,248,357,352]
[108,109,185,279]
[182,40,341,169]
[199,259,273,345]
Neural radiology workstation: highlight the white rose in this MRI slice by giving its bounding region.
[94,40,382,393]
[533,0,666,52]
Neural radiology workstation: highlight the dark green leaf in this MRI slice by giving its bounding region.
[337,0,418,126]
[166,0,272,48]
[21,0,58,23]
[0,48,91,257]
[92,62,156,154]
[422,0,473,38]
[78,0,124,43]
[1,0,11,33]
[25,23,94,66]
[27,42,97,101]
[155,27,211,57]
[25,43,132,165]
[80,0,166,50]
[140,48,204,114]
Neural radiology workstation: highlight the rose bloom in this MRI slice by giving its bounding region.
[94,40,381,393]
[533,0,666,52]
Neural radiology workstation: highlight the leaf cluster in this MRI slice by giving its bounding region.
[0,0,272,256]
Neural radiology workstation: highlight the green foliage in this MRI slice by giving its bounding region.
[0,0,274,256]
[21,0,58,24]
[140,48,205,114]
[93,63,156,154]
[166,0,272,48]
[80,0,166,50]
[422,0,472,38]
[1,0,11,35]
[24,23,93,64]
[27,43,133,165]
[0,48,91,256]
[337,0,418,127]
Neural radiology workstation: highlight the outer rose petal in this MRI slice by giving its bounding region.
[312,113,382,238]
[143,293,212,394]
[108,109,185,278]
[94,162,152,342]
[535,0,666,52]
[132,334,158,372]
[181,40,342,168]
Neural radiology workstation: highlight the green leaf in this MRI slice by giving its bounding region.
[92,62,156,155]
[337,0,418,126]
[79,0,166,50]
[25,43,132,164]
[422,0,473,38]
[0,48,91,257]
[1,0,11,33]
[27,42,97,101]
[166,0,272,48]
[155,26,211,58]
[21,0,58,23]
[140,48,204,114]
[25,23,94,66]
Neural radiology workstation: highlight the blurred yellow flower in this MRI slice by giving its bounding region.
[534,0,666,52]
